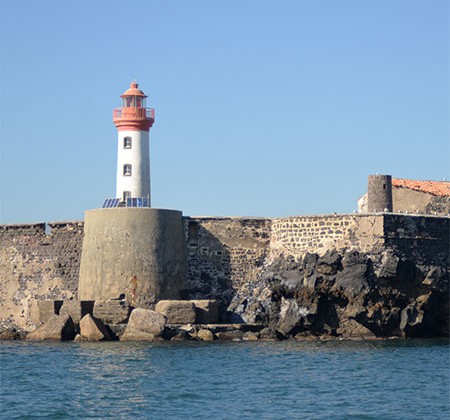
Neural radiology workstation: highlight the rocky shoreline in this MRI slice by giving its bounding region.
[222,248,449,340]
[1,246,448,342]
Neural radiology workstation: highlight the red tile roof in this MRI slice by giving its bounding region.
[392,178,450,197]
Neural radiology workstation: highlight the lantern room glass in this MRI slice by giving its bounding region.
[123,96,146,108]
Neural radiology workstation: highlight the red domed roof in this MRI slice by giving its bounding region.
[120,81,147,98]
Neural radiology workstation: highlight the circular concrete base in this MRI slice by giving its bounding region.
[78,208,186,307]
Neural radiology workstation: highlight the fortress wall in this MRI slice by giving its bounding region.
[0,221,83,330]
[183,217,271,305]
[1,213,448,330]
[383,214,449,265]
[392,187,434,214]
[392,187,450,216]
[269,213,449,263]
[269,214,385,259]
[360,186,450,216]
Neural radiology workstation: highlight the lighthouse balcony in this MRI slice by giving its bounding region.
[113,107,155,121]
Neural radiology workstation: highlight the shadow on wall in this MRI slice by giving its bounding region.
[180,220,234,319]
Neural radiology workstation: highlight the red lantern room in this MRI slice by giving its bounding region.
[113,81,155,131]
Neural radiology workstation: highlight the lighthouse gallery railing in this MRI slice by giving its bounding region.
[113,107,155,120]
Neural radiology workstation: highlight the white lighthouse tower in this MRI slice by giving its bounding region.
[112,81,155,204]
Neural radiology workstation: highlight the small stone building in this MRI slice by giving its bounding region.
[358,175,450,216]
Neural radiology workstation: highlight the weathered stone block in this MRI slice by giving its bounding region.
[155,300,196,324]
[93,300,131,325]
[215,330,244,341]
[37,300,63,324]
[191,300,219,324]
[196,328,215,341]
[124,308,167,336]
[60,300,94,325]
[79,314,111,341]
[243,331,260,341]
[120,329,160,342]
[27,314,76,341]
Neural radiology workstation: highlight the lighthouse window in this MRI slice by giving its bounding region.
[123,164,132,176]
[124,137,132,149]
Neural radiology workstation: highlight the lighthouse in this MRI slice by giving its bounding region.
[79,82,186,305]
[113,81,155,204]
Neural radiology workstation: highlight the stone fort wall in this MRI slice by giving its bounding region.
[0,222,83,330]
[0,213,448,329]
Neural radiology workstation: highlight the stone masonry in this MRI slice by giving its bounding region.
[0,214,448,331]
[0,222,83,330]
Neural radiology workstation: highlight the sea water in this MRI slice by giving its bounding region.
[0,339,449,419]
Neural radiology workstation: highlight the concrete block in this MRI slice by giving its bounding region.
[93,300,131,324]
[60,300,94,325]
[120,308,167,341]
[155,300,196,324]
[27,314,76,341]
[79,314,111,341]
[37,300,63,324]
[191,300,219,324]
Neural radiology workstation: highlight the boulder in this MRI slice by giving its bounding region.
[280,270,303,291]
[399,293,441,338]
[302,253,319,288]
[121,308,167,341]
[191,300,219,324]
[422,267,449,293]
[196,329,215,341]
[400,303,422,336]
[155,300,196,324]
[27,315,76,341]
[108,324,127,339]
[243,331,259,341]
[276,298,308,337]
[216,330,244,341]
[60,300,94,325]
[79,314,111,341]
[259,327,277,340]
[376,250,399,278]
[74,334,88,342]
[120,330,158,342]
[93,300,131,324]
[0,328,26,340]
[316,250,341,276]
[334,251,369,296]
[170,331,193,341]
[336,319,376,339]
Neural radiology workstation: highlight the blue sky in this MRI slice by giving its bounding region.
[1,0,448,223]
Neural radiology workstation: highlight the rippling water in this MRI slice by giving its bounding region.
[1,339,449,419]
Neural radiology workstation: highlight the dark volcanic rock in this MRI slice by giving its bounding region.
[316,250,341,276]
[225,247,449,340]
[333,251,370,297]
